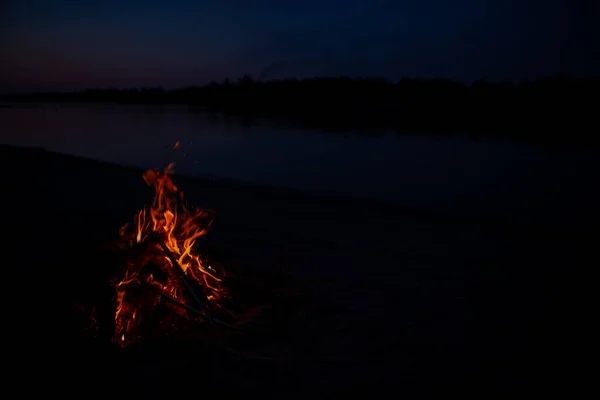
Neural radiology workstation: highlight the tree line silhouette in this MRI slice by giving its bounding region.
[2,75,599,146]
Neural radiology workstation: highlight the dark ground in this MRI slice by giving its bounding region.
[1,144,594,395]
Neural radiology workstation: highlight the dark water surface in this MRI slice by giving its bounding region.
[1,102,597,219]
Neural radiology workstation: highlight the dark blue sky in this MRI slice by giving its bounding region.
[1,0,597,91]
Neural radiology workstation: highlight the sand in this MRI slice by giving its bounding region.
[1,144,588,394]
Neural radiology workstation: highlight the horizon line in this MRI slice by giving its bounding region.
[2,73,598,96]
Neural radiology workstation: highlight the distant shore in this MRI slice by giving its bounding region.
[3,76,599,146]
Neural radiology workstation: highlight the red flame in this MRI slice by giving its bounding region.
[114,163,228,346]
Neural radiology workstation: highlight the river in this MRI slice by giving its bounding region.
[1,102,597,219]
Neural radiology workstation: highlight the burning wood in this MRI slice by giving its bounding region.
[143,272,204,317]
[99,161,312,358]
[149,231,208,311]
[113,163,231,347]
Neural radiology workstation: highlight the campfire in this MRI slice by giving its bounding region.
[113,162,233,347]
[71,159,327,360]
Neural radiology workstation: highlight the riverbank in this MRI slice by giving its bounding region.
[1,145,588,394]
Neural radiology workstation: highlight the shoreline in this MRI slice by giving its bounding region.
[1,142,584,392]
[0,143,489,223]
[2,143,594,230]
[0,143,557,227]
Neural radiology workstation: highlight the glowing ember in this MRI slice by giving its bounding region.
[114,162,229,346]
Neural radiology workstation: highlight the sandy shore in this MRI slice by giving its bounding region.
[1,144,588,394]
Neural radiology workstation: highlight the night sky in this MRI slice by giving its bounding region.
[1,0,598,92]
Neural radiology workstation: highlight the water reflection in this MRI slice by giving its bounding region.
[1,103,597,218]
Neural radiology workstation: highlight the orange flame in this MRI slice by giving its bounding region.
[114,163,227,346]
